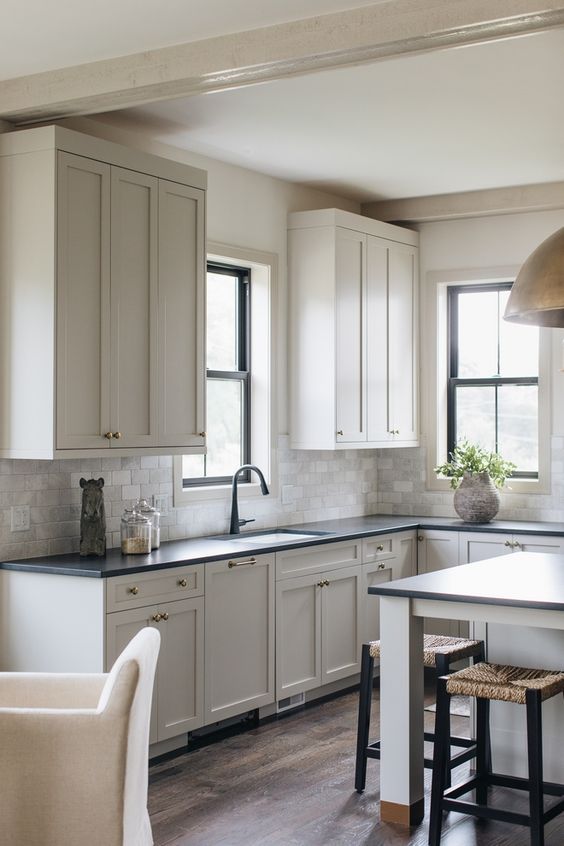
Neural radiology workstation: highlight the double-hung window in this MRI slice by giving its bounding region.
[447,282,539,478]
[182,261,251,486]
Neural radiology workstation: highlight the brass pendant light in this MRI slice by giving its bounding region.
[504,226,564,327]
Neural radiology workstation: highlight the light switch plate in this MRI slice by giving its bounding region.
[11,505,30,532]
[153,494,169,516]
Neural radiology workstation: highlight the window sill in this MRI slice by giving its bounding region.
[428,476,549,496]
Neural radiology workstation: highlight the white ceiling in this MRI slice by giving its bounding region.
[2,2,564,204]
[95,29,564,203]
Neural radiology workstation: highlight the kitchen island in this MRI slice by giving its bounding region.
[370,551,564,825]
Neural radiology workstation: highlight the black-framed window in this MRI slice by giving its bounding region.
[447,283,539,478]
[182,261,251,486]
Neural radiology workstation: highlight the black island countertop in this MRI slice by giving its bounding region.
[4,514,564,578]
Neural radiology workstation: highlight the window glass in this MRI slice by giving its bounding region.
[498,290,539,377]
[457,290,498,377]
[206,272,238,371]
[498,384,538,472]
[455,385,496,451]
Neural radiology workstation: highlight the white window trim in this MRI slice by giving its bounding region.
[173,242,278,506]
[423,265,551,495]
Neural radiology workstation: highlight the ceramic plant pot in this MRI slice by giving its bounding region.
[453,471,500,523]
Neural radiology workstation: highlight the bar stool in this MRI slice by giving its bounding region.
[429,662,564,846]
[355,634,485,793]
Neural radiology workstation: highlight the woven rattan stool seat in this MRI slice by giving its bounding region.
[445,662,564,705]
[368,634,483,667]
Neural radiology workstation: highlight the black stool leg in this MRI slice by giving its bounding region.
[475,696,490,805]
[429,677,450,846]
[526,689,544,846]
[435,654,452,789]
[355,644,374,793]
[472,644,492,774]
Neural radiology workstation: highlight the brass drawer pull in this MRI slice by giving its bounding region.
[151,613,162,623]
[105,432,113,440]
[178,578,188,588]
[378,563,386,570]
[161,612,169,621]
[376,544,384,552]
[113,431,122,440]
[337,430,343,436]
[228,557,256,568]
[317,580,325,587]
[128,586,139,595]
[504,540,512,547]
[324,579,330,586]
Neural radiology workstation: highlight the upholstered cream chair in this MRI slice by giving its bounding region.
[0,627,160,846]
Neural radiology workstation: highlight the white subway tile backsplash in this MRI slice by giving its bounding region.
[0,434,561,562]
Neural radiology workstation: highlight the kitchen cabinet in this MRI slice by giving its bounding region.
[459,531,564,563]
[288,208,419,450]
[106,595,204,743]
[0,125,206,458]
[417,530,467,637]
[105,564,205,743]
[363,530,416,645]
[275,540,364,699]
[204,554,275,723]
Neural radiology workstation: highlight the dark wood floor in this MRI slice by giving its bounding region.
[148,686,564,845]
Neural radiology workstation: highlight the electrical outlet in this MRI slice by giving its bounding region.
[153,494,169,516]
[11,505,30,532]
[281,485,293,505]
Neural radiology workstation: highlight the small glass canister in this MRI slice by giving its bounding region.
[120,505,151,555]
[137,498,160,550]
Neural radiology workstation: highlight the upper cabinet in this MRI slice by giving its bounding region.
[0,126,206,458]
[288,209,419,450]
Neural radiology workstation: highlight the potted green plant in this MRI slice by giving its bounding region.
[434,440,516,523]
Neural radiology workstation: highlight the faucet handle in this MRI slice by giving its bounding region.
[239,518,255,527]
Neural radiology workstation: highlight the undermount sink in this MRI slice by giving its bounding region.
[221,529,332,544]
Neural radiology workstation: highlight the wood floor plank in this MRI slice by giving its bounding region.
[149,687,564,845]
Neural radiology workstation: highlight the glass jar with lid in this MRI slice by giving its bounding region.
[137,498,160,550]
[120,505,152,555]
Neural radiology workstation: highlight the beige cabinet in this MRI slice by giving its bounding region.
[106,564,205,745]
[204,554,275,723]
[363,530,417,644]
[106,595,204,744]
[0,125,206,459]
[417,530,466,637]
[276,541,363,699]
[459,531,564,563]
[288,208,419,450]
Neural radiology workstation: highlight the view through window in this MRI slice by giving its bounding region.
[447,283,539,478]
[182,262,250,486]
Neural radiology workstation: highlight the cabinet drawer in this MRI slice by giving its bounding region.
[362,534,396,563]
[276,540,362,580]
[106,564,204,612]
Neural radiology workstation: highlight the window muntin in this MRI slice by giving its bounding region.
[182,262,250,486]
[447,283,539,478]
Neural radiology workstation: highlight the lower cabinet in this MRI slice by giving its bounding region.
[204,554,275,723]
[459,531,564,563]
[363,530,417,644]
[417,529,467,638]
[106,595,204,744]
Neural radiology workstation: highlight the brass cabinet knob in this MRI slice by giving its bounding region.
[376,544,384,552]
[513,540,521,549]
[151,613,162,623]
[418,535,424,542]
[105,432,113,439]
[113,431,122,440]
[378,562,386,570]
[337,430,343,436]
[161,612,169,621]
[128,586,139,595]
[504,540,512,547]
[323,579,330,586]
[317,580,325,587]
[199,431,206,437]
[178,578,188,588]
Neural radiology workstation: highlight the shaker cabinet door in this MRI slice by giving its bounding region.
[56,152,111,450]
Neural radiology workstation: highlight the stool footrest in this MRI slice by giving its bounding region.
[443,773,564,827]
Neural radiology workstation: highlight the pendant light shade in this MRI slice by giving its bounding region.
[504,226,564,327]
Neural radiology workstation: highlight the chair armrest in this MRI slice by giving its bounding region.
[0,672,107,708]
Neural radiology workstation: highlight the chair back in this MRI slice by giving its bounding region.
[97,627,160,844]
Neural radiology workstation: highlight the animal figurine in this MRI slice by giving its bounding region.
[79,477,106,557]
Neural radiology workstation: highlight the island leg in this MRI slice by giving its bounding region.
[379,595,424,825]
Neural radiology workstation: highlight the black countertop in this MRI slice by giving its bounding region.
[369,551,564,612]
[4,514,564,578]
